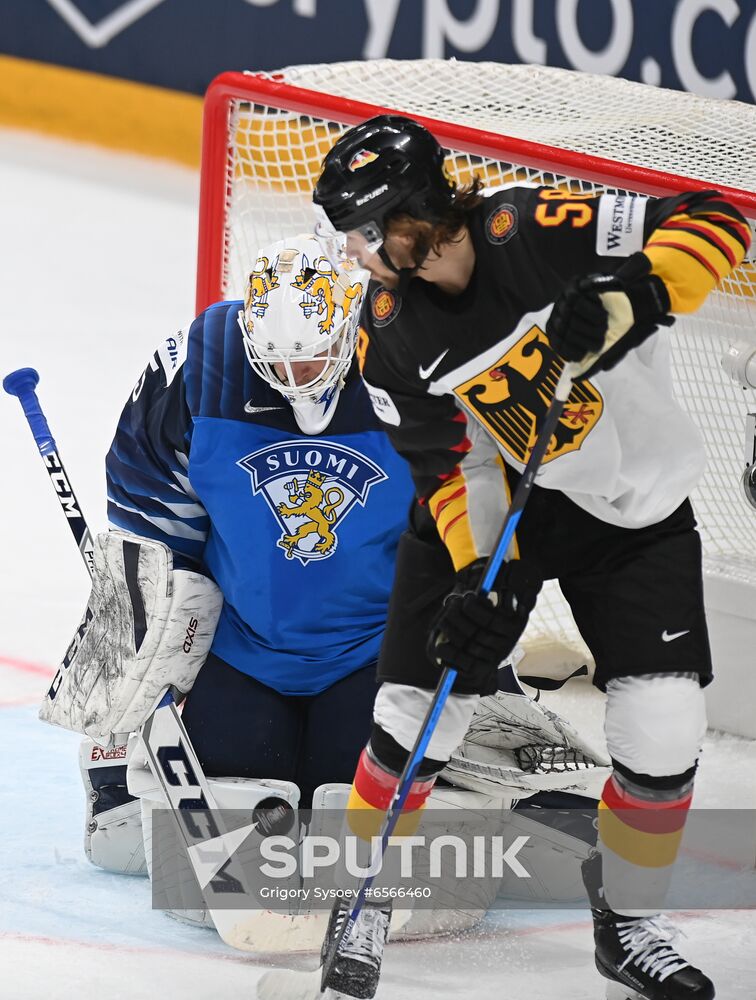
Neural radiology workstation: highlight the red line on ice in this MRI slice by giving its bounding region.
[0,930,269,966]
[0,654,54,677]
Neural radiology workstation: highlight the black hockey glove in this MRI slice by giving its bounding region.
[546,252,674,377]
[427,557,541,694]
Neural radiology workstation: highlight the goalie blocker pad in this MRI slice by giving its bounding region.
[41,531,223,745]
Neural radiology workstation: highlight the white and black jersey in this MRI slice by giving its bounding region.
[358,185,749,572]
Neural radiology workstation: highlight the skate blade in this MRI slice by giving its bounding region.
[605,981,646,1000]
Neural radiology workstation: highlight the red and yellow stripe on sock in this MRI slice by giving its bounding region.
[346,748,437,840]
[598,774,692,869]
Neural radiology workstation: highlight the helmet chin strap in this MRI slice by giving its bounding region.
[377,245,417,297]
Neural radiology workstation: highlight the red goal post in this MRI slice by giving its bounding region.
[195,60,756,664]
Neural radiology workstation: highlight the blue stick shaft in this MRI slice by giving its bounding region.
[321,665,457,990]
[481,365,574,594]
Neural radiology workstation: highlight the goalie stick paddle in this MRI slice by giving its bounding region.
[4,367,327,954]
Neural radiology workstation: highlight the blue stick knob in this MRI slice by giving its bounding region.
[3,367,40,397]
[4,367,57,455]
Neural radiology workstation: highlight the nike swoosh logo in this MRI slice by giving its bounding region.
[418,349,449,380]
[661,629,690,642]
[244,402,284,414]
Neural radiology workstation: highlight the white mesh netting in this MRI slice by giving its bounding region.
[206,60,756,661]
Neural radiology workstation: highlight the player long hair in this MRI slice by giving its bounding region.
[385,176,484,263]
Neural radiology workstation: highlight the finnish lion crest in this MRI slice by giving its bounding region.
[292,255,363,336]
[237,440,387,565]
[276,469,344,558]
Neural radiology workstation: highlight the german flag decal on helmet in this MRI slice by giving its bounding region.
[349,149,379,171]
[486,204,518,245]
[371,287,401,327]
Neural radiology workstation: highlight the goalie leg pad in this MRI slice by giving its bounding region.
[41,530,223,744]
[309,783,507,940]
[395,784,510,939]
[80,736,146,875]
[498,791,598,904]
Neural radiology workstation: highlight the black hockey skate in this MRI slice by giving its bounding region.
[320,900,391,999]
[581,853,714,1000]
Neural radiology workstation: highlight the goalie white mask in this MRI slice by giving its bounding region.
[239,236,367,405]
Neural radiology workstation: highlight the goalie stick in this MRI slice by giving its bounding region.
[259,276,630,1000]
[4,366,328,954]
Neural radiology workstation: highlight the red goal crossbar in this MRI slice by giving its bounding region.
[196,69,756,315]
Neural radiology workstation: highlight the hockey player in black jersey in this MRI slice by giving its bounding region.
[312,115,750,999]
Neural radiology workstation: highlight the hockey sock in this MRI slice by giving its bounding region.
[597,765,695,916]
[346,727,442,840]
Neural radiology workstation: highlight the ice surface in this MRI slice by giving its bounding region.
[0,128,754,999]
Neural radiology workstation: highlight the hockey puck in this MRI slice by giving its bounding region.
[251,796,296,837]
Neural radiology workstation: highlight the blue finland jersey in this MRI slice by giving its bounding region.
[106,301,414,695]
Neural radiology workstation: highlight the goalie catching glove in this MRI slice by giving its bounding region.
[545,252,673,376]
[427,558,541,693]
[40,530,222,746]
[443,673,611,799]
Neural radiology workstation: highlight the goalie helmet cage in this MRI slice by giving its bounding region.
[196,60,756,657]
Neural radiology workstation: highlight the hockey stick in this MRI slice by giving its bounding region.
[257,381,574,998]
[480,273,630,595]
[4,367,327,954]
[312,371,577,985]
[259,374,580,1000]
[256,674,462,999]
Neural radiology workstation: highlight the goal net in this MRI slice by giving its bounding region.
[196,60,756,667]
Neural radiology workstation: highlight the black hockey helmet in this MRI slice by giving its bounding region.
[313,114,455,261]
